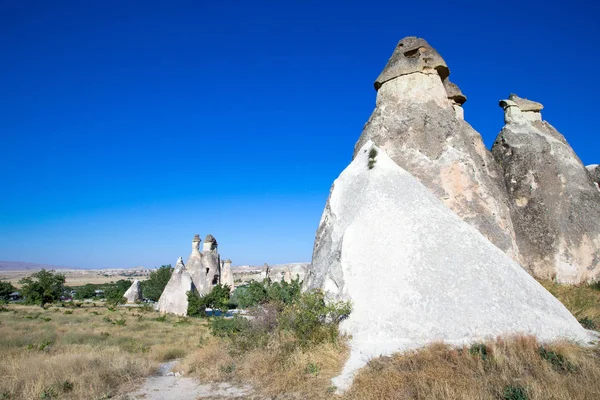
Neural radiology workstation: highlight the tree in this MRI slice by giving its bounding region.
[142,264,173,301]
[104,279,131,306]
[0,280,16,301]
[188,284,231,317]
[18,269,66,307]
[74,283,96,300]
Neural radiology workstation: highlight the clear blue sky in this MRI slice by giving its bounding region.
[1,0,598,269]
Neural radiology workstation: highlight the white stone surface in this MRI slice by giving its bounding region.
[157,257,194,316]
[307,141,594,392]
[123,279,142,303]
[221,260,235,291]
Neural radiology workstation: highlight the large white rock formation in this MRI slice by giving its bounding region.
[355,37,521,262]
[492,95,600,283]
[157,257,194,316]
[306,141,593,391]
[123,280,142,303]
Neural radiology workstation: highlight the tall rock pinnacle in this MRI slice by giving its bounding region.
[355,36,521,261]
[492,95,600,283]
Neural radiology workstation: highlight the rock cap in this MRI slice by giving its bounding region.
[375,36,449,90]
[509,94,543,112]
[192,234,201,243]
[443,78,467,105]
[204,234,216,243]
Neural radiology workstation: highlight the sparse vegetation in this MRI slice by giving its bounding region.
[0,303,208,399]
[368,147,378,169]
[540,280,600,330]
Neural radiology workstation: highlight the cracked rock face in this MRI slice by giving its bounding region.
[355,37,521,262]
[306,141,593,392]
[492,97,600,283]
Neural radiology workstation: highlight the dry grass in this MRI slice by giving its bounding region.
[1,269,148,288]
[346,336,600,400]
[183,333,600,400]
[182,332,348,399]
[0,303,209,400]
[540,280,600,329]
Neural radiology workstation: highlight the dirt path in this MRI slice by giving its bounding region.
[124,360,254,400]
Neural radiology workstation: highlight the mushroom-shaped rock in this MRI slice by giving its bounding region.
[202,234,218,252]
[355,38,521,263]
[192,234,201,242]
[492,96,600,283]
[157,257,194,316]
[307,141,593,391]
[123,280,142,303]
[586,165,600,187]
[374,36,449,90]
[509,93,543,112]
[443,78,467,105]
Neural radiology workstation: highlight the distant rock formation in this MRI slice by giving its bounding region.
[157,257,194,316]
[185,234,221,295]
[586,165,600,189]
[260,263,270,281]
[221,259,234,291]
[157,234,232,315]
[123,280,142,303]
[355,36,521,262]
[307,140,593,391]
[492,95,600,283]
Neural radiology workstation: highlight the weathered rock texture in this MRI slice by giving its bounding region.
[186,234,221,295]
[355,36,521,262]
[221,259,234,291]
[157,257,194,316]
[586,165,600,189]
[492,96,600,283]
[123,280,142,303]
[307,141,593,391]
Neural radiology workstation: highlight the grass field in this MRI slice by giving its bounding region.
[0,303,208,400]
[1,280,599,400]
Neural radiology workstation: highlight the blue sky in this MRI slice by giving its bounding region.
[1,0,598,269]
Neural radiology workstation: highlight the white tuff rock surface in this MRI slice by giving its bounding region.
[157,257,194,316]
[123,280,142,303]
[355,37,521,263]
[306,141,593,391]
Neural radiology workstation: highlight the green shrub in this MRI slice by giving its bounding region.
[368,147,378,169]
[538,346,575,373]
[187,284,231,317]
[469,343,488,361]
[63,310,73,315]
[578,317,596,330]
[304,362,320,377]
[278,290,351,347]
[503,385,528,400]
[211,289,351,352]
[233,277,301,309]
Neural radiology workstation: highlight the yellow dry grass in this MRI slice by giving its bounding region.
[346,336,600,400]
[0,303,209,400]
[184,332,600,400]
[1,270,148,288]
[540,280,600,328]
[182,332,348,399]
